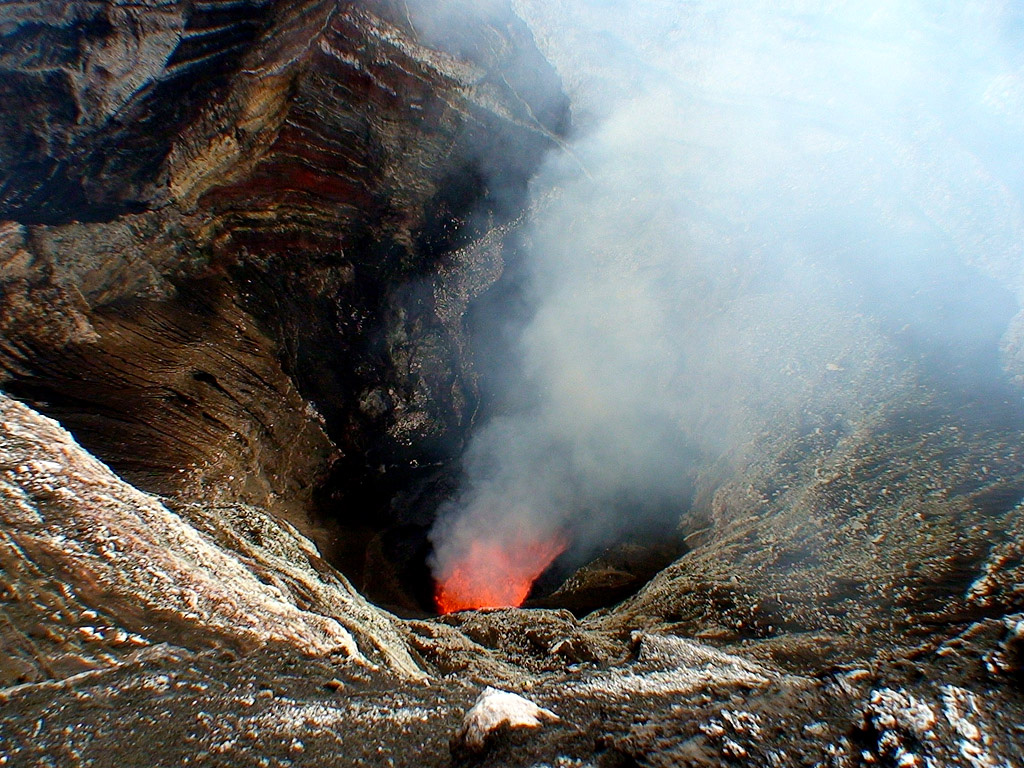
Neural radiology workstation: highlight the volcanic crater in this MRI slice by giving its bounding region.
[2,1,1024,766]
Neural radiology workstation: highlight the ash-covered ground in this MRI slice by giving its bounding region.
[2,395,1023,767]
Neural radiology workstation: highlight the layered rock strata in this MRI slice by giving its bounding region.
[0,0,566,562]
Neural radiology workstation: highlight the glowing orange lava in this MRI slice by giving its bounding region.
[435,533,567,614]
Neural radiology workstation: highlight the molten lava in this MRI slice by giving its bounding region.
[435,533,567,614]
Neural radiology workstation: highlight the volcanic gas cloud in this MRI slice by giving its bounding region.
[434,532,566,614]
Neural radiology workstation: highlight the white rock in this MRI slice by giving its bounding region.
[454,687,559,752]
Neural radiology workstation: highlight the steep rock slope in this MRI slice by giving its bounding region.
[0,0,566,559]
[1,397,1020,768]
[0,394,418,684]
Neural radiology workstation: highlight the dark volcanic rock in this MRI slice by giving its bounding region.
[0,0,567,564]
[2,392,1024,767]
[596,389,1024,674]
[0,0,275,223]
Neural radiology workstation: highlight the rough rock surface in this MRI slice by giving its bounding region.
[0,0,566,574]
[0,395,1022,765]
[2,1,1024,767]
[598,387,1024,673]
[451,687,558,755]
[0,394,417,683]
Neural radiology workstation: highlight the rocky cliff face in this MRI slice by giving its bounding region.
[0,0,565,569]
[2,1,1024,767]
[0,395,417,681]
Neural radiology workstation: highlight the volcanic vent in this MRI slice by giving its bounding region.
[432,530,567,614]
[0,0,682,621]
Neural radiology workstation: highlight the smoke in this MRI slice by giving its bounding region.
[425,0,1024,589]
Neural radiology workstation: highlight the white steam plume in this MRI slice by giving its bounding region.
[426,0,1024,586]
